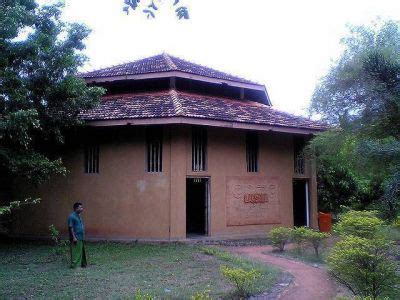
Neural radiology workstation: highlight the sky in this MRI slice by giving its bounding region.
[56,0,400,116]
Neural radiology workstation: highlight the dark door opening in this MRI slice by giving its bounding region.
[186,178,209,237]
[293,179,310,227]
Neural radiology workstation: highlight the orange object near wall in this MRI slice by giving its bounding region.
[319,212,332,232]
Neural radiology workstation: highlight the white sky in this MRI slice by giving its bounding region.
[57,0,400,116]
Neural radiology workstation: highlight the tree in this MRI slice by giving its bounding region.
[123,0,190,20]
[309,20,400,219]
[0,0,104,215]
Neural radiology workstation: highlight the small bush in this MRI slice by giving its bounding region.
[291,227,310,251]
[334,210,384,239]
[303,228,329,257]
[220,265,261,297]
[49,224,68,256]
[393,216,400,229]
[269,227,292,251]
[327,236,398,299]
[191,289,211,300]
[133,289,154,300]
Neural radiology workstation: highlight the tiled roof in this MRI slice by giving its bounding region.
[80,90,326,131]
[80,53,258,85]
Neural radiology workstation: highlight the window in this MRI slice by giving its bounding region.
[246,132,258,172]
[146,127,163,172]
[294,136,305,174]
[192,127,207,171]
[84,145,99,173]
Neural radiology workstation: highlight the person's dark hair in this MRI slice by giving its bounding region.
[73,202,83,210]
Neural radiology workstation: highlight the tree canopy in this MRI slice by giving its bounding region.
[309,20,400,219]
[0,0,104,213]
[123,0,190,19]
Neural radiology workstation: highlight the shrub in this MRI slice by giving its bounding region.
[327,235,398,299]
[302,228,329,257]
[191,290,211,300]
[49,224,67,256]
[334,210,384,239]
[269,227,292,251]
[220,265,261,297]
[393,216,400,229]
[291,227,310,251]
[133,289,154,300]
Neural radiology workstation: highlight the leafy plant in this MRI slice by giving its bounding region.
[0,198,40,216]
[48,224,67,256]
[303,229,329,257]
[393,216,400,229]
[269,227,292,251]
[133,289,154,300]
[327,236,398,299]
[334,210,384,239]
[123,0,189,19]
[191,289,211,300]
[291,227,310,251]
[220,265,261,297]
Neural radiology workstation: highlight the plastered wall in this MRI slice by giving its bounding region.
[12,125,317,240]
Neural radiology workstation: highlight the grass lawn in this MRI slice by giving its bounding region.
[0,242,280,299]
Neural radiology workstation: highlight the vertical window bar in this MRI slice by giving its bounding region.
[90,146,93,173]
[192,127,207,172]
[84,145,99,174]
[246,132,258,172]
[146,127,163,173]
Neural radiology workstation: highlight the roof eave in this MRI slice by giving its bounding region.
[83,71,270,105]
[82,116,325,135]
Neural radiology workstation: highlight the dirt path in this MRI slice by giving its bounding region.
[226,245,339,300]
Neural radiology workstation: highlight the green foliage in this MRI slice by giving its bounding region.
[0,198,40,216]
[327,236,398,298]
[48,224,67,256]
[291,227,310,251]
[220,265,261,297]
[308,20,400,220]
[290,227,329,256]
[334,210,384,239]
[394,216,400,229]
[123,0,190,19]
[133,289,154,300]
[269,227,292,251]
[190,290,211,300]
[303,229,329,257]
[0,0,104,211]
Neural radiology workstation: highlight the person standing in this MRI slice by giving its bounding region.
[67,202,87,268]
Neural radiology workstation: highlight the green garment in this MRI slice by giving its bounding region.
[70,240,87,268]
[67,212,85,241]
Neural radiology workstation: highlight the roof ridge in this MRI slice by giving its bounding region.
[166,54,261,85]
[169,89,184,115]
[163,53,177,70]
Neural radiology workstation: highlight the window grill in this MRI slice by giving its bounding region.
[146,127,163,172]
[192,127,207,172]
[294,151,305,174]
[84,145,99,173]
[294,137,305,174]
[246,132,258,172]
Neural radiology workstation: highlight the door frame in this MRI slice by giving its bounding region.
[293,178,310,227]
[186,176,211,236]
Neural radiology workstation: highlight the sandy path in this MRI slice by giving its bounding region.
[227,245,338,300]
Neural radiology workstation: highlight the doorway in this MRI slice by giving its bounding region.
[293,179,310,227]
[186,178,209,237]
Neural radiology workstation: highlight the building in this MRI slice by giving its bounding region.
[13,54,326,241]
